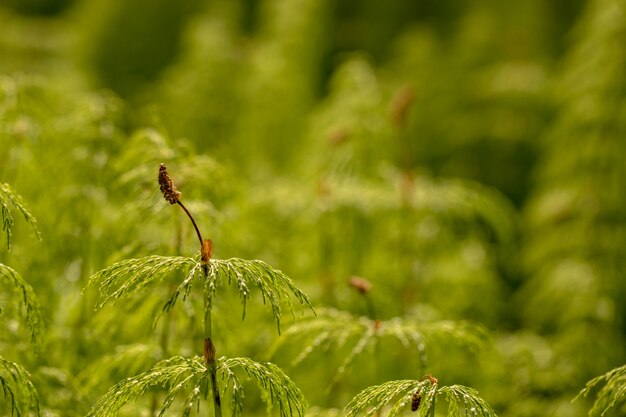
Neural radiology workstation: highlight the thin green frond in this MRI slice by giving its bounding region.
[267,309,365,367]
[86,356,206,417]
[251,175,515,244]
[346,379,496,417]
[575,364,626,416]
[0,263,43,345]
[218,356,307,417]
[0,183,41,249]
[419,320,490,354]
[207,258,314,331]
[77,344,163,393]
[330,325,375,387]
[0,356,41,417]
[162,261,203,313]
[269,309,488,383]
[85,255,197,309]
[344,379,425,417]
[438,385,497,417]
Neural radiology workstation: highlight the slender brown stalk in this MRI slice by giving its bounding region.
[177,200,203,247]
[158,163,204,247]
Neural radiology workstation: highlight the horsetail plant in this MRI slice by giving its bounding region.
[346,374,497,417]
[1,183,43,417]
[85,164,313,417]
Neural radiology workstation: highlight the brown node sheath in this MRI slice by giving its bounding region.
[158,163,182,204]
[419,374,439,385]
[201,239,213,264]
[204,337,216,364]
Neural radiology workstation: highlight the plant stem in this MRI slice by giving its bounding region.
[203,269,222,417]
[168,169,219,416]
[177,200,204,247]
[363,293,377,320]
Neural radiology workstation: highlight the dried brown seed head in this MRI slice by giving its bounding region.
[348,276,372,294]
[158,163,182,204]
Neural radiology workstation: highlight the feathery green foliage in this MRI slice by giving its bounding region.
[218,356,307,417]
[86,255,198,310]
[269,308,488,385]
[0,356,41,417]
[0,182,40,249]
[77,344,163,393]
[86,355,206,417]
[0,263,43,345]
[86,355,307,417]
[87,254,313,330]
[206,258,314,327]
[3,1,626,416]
[575,364,626,416]
[346,377,497,417]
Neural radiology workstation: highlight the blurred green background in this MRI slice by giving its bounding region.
[1,0,625,416]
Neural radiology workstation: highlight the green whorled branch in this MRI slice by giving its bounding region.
[205,258,314,331]
[85,355,307,417]
[267,308,488,386]
[0,356,41,417]
[0,182,41,250]
[218,357,307,417]
[76,344,163,394]
[85,356,206,417]
[85,255,198,310]
[345,377,497,417]
[0,264,43,346]
[575,363,626,417]
[86,255,314,332]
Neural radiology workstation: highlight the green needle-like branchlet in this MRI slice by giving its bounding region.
[0,183,41,250]
[0,264,43,346]
[269,308,488,386]
[85,355,307,417]
[575,364,626,417]
[346,377,497,417]
[0,356,41,417]
[86,255,313,331]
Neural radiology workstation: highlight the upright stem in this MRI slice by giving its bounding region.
[203,268,222,417]
[161,164,220,416]
[363,294,377,320]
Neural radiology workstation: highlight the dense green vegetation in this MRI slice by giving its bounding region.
[1,0,625,416]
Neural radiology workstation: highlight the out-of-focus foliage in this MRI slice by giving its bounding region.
[0,184,42,416]
[575,363,626,417]
[0,0,624,416]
